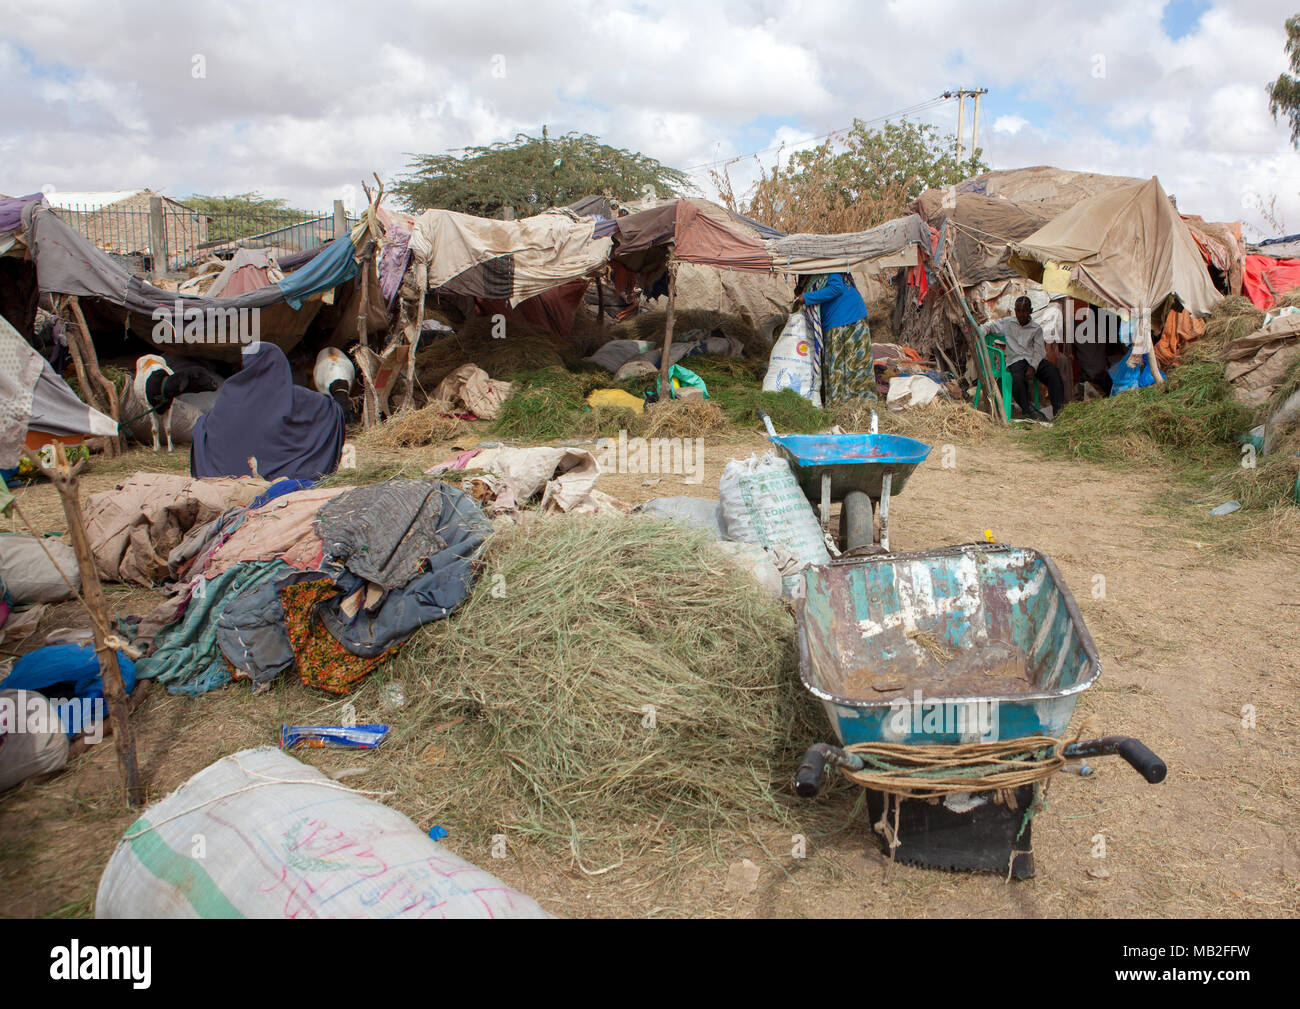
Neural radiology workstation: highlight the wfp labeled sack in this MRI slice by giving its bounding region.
[719,454,829,593]
[761,312,821,407]
[95,747,551,919]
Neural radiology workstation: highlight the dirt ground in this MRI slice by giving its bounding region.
[1,422,1297,918]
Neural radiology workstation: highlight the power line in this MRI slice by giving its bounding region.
[681,93,958,175]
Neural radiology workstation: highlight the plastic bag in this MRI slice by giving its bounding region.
[762,312,821,407]
[655,364,710,399]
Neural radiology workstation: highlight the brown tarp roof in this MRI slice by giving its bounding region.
[1009,176,1222,319]
[912,190,1048,284]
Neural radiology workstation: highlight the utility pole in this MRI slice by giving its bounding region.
[947,88,989,163]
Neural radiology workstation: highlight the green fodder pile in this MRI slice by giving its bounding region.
[1030,362,1253,472]
[358,400,470,448]
[836,397,992,444]
[386,516,823,868]
[686,356,831,433]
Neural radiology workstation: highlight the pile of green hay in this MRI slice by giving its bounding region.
[1029,362,1254,473]
[386,516,823,868]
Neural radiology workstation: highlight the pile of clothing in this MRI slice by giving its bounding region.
[102,476,493,696]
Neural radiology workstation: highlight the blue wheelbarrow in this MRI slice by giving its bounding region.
[757,409,930,552]
[790,542,1167,877]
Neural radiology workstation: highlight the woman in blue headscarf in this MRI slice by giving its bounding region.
[793,273,874,403]
[191,342,345,480]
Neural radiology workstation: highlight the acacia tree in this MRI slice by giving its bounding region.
[391,129,692,215]
[187,192,313,242]
[1267,14,1300,145]
[719,118,988,233]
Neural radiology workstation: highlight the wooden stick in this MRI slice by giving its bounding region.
[942,263,1006,424]
[595,274,605,331]
[24,445,143,806]
[658,257,679,398]
[66,296,124,455]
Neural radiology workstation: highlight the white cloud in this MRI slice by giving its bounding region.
[0,0,1298,239]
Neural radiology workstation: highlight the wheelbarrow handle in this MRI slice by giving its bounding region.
[756,409,777,438]
[1062,736,1167,784]
[794,743,865,797]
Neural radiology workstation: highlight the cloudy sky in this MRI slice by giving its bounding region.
[3,0,1300,239]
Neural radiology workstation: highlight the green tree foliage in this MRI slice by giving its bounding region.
[391,129,692,215]
[187,192,315,243]
[1267,14,1300,146]
[730,119,987,233]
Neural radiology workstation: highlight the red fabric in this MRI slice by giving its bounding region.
[1242,254,1300,310]
[475,278,589,338]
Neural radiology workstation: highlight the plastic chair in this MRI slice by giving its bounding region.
[973,333,1039,419]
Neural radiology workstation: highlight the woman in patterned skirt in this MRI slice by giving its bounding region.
[793,273,875,404]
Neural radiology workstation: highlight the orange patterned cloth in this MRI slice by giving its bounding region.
[279,579,398,694]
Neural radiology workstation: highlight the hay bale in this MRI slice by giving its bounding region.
[641,399,728,438]
[358,400,470,449]
[388,516,820,866]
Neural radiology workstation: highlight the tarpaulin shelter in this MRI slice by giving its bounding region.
[1,312,117,469]
[955,167,1144,218]
[1009,177,1223,371]
[405,207,612,305]
[14,201,380,361]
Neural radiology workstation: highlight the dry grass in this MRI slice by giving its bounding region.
[414,317,571,393]
[357,400,470,449]
[381,515,825,878]
[640,399,729,439]
[1189,295,1263,364]
[835,397,993,445]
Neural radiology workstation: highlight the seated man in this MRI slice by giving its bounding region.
[984,296,1064,421]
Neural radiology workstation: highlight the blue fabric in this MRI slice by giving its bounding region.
[274,235,359,310]
[250,478,317,510]
[2,644,137,737]
[191,343,344,481]
[801,273,867,331]
[1109,349,1157,395]
[136,560,288,695]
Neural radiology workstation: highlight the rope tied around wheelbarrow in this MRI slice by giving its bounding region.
[837,731,1088,882]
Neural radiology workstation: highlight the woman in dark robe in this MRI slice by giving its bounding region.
[191,342,345,480]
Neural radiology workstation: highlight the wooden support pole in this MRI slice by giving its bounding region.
[595,275,605,332]
[357,244,372,351]
[64,296,124,455]
[658,257,679,399]
[26,446,143,806]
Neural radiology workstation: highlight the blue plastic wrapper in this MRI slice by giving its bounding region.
[279,723,390,749]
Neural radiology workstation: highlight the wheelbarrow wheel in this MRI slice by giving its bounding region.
[841,490,873,551]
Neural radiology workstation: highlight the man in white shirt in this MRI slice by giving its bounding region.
[984,296,1065,421]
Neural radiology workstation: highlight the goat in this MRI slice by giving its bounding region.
[133,355,218,453]
[313,347,355,413]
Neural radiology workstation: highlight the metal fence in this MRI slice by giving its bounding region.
[50,201,359,275]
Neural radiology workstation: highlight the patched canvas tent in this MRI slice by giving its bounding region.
[0,313,117,469]
[1009,176,1223,373]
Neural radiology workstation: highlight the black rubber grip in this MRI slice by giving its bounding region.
[794,746,828,798]
[1116,738,1167,784]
